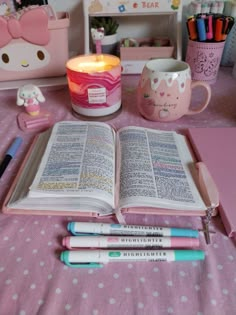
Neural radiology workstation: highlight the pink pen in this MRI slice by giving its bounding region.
[62,235,200,249]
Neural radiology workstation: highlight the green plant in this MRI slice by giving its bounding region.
[91,17,119,35]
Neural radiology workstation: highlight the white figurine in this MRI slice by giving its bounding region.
[17,84,45,116]
[91,27,104,54]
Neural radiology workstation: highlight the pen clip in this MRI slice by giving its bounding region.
[61,251,104,268]
[66,262,103,268]
[67,223,100,236]
[71,232,99,236]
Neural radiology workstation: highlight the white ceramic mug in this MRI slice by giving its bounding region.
[137,58,211,122]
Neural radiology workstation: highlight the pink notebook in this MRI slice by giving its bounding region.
[187,127,236,238]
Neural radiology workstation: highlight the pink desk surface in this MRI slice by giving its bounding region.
[0,67,236,315]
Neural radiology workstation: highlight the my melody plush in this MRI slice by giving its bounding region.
[0,5,69,81]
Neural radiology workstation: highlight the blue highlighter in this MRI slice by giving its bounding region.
[0,137,23,178]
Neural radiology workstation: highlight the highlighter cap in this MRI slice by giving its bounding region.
[174,250,205,261]
[7,137,23,157]
[60,251,103,268]
[67,222,76,234]
[171,228,199,238]
[171,237,200,248]
[60,250,69,264]
[62,236,72,249]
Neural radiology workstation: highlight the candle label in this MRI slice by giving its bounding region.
[88,87,106,104]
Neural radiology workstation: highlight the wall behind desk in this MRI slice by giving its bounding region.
[48,0,191,56]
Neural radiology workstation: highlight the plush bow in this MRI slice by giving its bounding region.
[0,7,50,48]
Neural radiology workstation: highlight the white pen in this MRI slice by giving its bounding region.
[67,222,199,238]
[60,249,205,268]
[62,235,200,249]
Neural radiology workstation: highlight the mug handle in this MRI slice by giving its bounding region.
[186,81,211,115]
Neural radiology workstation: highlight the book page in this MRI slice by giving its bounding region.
[117,126,206,211]
[29,121,116,208]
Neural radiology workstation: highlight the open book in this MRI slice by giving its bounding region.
[3,121,218,218]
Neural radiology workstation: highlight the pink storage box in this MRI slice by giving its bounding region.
[120,37,174,61]
[0,5,70,81]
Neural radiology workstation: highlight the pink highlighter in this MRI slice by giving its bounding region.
[62,235,200,249]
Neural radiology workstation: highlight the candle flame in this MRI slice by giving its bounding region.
[67,54,120,73]
[77,61,112,72]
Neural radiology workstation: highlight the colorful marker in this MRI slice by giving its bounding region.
[217,1,224,14]
[221,16,234,40]
[196,17,207,41]
[206,14,213,40]
[60,249,205,268]
[67,222,199,238]
[210,2,218,14]
[201,2,209,14]
[187,17,198,40]
[214,17,224,41]
[63,235,200,249]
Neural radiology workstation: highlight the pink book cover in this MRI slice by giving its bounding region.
[187,127,236,238]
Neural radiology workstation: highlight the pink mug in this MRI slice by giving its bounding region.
[137,58,211,122]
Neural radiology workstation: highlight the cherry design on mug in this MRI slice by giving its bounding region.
[159,109,170,118]
[158,91,172,119]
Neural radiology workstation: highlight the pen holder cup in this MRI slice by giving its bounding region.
[185,40,225,85]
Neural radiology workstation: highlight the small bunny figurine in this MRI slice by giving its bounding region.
[17,84,45,116]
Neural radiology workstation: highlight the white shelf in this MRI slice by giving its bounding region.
[83,0,182,65]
